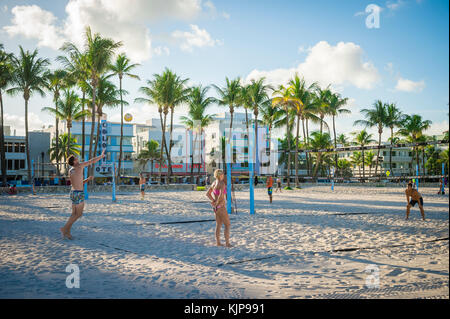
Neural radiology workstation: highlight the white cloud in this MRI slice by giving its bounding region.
[4,112,49,136]
[428,120,449,136]
[2,5,8,13]
[246,41,380,90]
[3,0,211,63]
[172,24,223,52]
[3,5,66,50]
[222,12,230,19]
[394,77,425,92]
[386,0,405,11]
[153,46,170,56]
[385,62,394,75]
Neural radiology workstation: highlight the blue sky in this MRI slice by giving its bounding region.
[0,0,448,140]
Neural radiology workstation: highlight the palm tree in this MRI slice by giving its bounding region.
[247,77,272,178]
[44,69,70,176]
[0,44,13,185]
[337,133,349,146]
[328,92,350,169]
[309,131,333,178]
[212,77,241,142]
[49,133,81,168]
[83,27,122,178]
[288,75,316,186]
[398,114,432,174]
[43,90,90,162]
[238,83,252,136]
[351,130,375,180]
[272,84,299,187]
[180,85,215,183]
[90,76,124,162]
[384,103,404,175]
[7,46,50,183]
[137,139,161,177]
[313,86,332,134]
[108,53,140,181]
[350,152,363,178]
[354,100,388,177]
[135,77,167,183]
[58,45,90,160]
[365,151,376,177]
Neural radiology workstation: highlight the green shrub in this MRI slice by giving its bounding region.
[196,186,206,191]
[284,186,293,190]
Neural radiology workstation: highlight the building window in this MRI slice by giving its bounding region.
[6,142,13,153]
[20,160,25,169]
[14,160,20,170]
[14,143,20,152]
[7,160,13,170]
[20,143,25,153]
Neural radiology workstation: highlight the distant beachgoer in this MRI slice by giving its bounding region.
[266,175,273,203]
[405,182,425,221]
[206,169,232,247]
[254,176,259,186]
[275,177,282,193]
[139,173,146,200]
[438,177,445,195]
[60,149,105,239]
[8,184,17,195]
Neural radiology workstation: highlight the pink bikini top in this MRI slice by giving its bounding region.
[213,187,226,196]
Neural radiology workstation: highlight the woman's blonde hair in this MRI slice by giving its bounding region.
[214,169,224,179]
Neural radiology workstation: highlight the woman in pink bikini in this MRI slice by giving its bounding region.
[206,169,232,247]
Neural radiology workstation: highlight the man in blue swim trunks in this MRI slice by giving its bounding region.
[139,173,146,200]
[60,149,105,239]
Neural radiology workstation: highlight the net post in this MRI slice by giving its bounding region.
[226,143,232,214]
[84,153,89,200]
[112,152,116,202]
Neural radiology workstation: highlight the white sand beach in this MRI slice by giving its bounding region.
[0,185,448,299]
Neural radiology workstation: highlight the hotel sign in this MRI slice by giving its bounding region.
[96,120,112,174]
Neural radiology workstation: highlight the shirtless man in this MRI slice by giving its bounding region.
[139,173,146,200]
[206,169,232,247]
[405,182,425,221]
[60,149,105,239]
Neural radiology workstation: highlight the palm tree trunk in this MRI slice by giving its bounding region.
[88,82,97,180]
[67,124,71,174]
[93,110,101,164]
[301,117,307,178]
[295,113,300,187]
[254,110,259,178]
[168,106,175,180]
[362,148,365,181]
[81,90,86,160]
[24,98,32,183]
[0,90,7,185]
[332,115,338,171]
[118,77,123,181]
[286,107,291,187]
[313,153,322,178]
[389,127,393,174]
[306,118,310,176]
[158,110,164,184]
[55,117,60,177]
[375,128,382,177]
[191,131,197,184]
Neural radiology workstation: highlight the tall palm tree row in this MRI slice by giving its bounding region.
[351,129,375,180]
[212,77,241,172]
[354,100,387,177]
[180,85,215,183]
[0,44,13,185]
[108,53,140,181]
[7,46,50,183]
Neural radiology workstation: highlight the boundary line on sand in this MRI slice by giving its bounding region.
[217,237,449,267]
